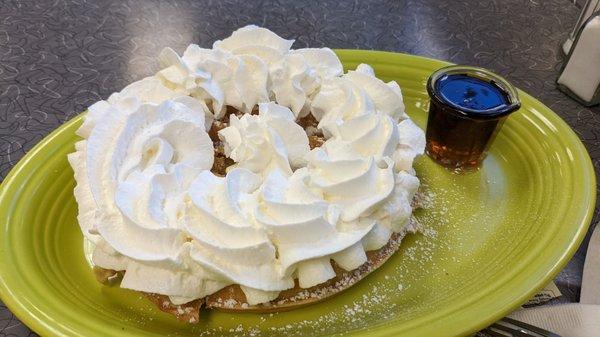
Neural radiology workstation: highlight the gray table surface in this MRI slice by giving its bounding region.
[1,0,599,335]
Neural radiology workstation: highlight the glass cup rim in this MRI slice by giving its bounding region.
[426,65,521,120]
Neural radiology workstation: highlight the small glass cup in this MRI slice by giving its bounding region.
[425,65,521,171]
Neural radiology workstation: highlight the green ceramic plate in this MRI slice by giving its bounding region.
[0,50,595,337]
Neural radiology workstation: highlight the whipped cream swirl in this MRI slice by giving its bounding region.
[218,102,309,175]
[69,85,216,300]
[270,48,343,117]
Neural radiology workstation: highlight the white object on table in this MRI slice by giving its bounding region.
[563,0,600,54]
[509,224,600,337]
[557,13,600,106]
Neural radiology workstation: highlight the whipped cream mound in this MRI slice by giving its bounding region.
[69,25,426,307]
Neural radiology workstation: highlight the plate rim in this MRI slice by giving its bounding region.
[0,49,596,337]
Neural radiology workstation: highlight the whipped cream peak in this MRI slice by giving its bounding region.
[218,102,309,175]
[323,111,399,161]
[115,163,201,230]
[270,53,320,116]
[345,63,407,121]
[159,47,211,87]
[259,167,324,205]
[78,76,183,138]
[289,48,344,78]
[305,148,396,222]
[213,25,295,56]
[311,76,377,137]
[158,45,269,117]
[270,48,344,117]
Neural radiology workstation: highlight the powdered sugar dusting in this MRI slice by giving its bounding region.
[189,280,409,337]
